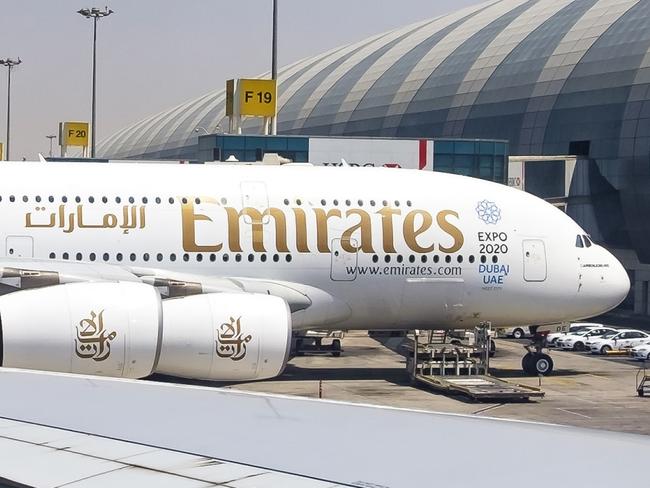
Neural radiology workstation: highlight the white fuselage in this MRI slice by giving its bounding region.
[0,162,630,330]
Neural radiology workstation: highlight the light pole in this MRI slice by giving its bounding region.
[0,58,21,161]
[77,6,113,158]
[46,134,56,158]
[271,0,278,135]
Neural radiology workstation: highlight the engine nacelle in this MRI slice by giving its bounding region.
[0,282,292,382]
[157,293,291,381]
[0,282,161,378]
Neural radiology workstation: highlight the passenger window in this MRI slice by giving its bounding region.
[583,235,592,247]
[575,235,584,248]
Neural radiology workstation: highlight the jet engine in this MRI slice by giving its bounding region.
[0,282,292,381]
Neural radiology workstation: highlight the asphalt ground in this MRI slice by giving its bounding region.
[174,330,650,436]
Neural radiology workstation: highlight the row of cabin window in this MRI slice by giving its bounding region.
[286,198,413,207]
[372,254,498,264]
[48,252,293,263]
[47,252,498,265]
[1,195,412,207]
[1,195,225,205]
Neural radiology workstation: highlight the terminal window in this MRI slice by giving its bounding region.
[433,140,507,183]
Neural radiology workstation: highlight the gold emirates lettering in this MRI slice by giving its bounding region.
[180,198,464,254]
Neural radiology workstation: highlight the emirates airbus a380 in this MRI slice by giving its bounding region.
[0,161,629,379]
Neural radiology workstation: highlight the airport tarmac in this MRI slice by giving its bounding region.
[216,331,650,436]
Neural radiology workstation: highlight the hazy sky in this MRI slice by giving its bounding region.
[0,0,485,160]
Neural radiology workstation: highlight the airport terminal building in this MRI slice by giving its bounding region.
[98,0,650,316]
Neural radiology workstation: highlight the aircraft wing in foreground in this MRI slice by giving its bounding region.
[0,368,648,488]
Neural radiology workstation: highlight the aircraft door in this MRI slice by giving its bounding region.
[330,238,357,281]
[5,236,34,258]
[522,239,547,282]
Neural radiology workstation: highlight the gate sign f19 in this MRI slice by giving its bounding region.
[61,122,89,147]
[238,79,277,117]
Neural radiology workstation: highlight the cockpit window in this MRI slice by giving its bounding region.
[575,235,584,248]
[583,235,593,247]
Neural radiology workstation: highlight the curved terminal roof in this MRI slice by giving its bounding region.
[98,0,650,164]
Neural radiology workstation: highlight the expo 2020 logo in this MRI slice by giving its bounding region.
[475,200,501,225]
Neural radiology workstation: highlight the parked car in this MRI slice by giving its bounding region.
[547,323,603,347]
[589,330,650,355]
[631,341,650,361]
[556,327,618,351]
[498,326,530,339]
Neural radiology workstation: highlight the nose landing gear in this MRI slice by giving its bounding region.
[521,328,554,376]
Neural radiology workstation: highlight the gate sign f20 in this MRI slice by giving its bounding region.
[62,122,89,147]
[238,79,277,117]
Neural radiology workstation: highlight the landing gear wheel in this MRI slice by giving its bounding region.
[522,353,535,374]
[512,328,525,340]
[489,339,496,358]
[522,353,554,375]
[532,353,553,375]
[331,339,341,357]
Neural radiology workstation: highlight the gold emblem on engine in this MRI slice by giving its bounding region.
[216,316,252,361]
[74,310,117,362]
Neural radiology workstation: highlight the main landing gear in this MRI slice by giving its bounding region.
[521,326,554,376]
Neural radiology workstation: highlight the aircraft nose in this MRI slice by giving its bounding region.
[608,255,630,308]
[576,247,630,318]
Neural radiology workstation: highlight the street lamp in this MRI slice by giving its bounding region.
[0,57,21,161]
[271,0,278,135]
[77,6,114,158]
[46,134,56,158]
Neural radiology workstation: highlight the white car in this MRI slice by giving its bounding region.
[589,330,650,355]
[498,326,530,339]
[556,327,617,351]
[547,323,603,347]
[631,341,650,361]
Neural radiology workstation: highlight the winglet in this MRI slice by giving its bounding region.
[38,153,47,163]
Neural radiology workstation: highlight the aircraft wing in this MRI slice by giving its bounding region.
[0,257,351,330]
[0,367,649,488]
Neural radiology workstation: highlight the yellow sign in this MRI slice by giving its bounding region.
[225,79,234,117]
[238,79,277,117]
[0,142,3,161]
[62,122,89,147]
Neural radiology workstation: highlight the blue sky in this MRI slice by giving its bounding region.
[0,0,485,159]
